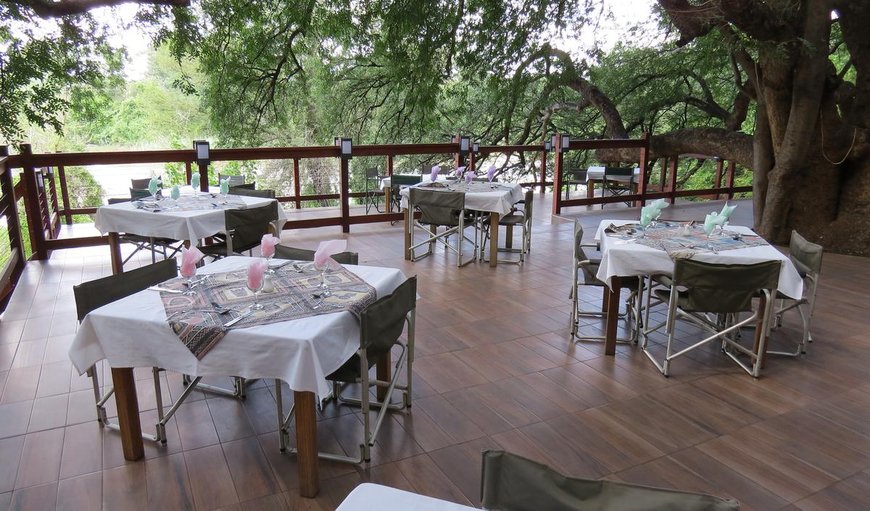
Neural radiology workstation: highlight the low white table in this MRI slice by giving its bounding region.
[69,256,406,497]
[337,483,477,511]
[585,166,641,202]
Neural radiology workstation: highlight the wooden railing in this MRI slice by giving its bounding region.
[0,148,26,309]
[0,136,751,268]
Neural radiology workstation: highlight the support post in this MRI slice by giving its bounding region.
[339,151,350,233]
[637,132,650,206]
[293,159,302,210]
[726,161,737,200]
[552,135,564,215]
[19,145,48,260]
[668,157,678,205]
[539,150,547,194]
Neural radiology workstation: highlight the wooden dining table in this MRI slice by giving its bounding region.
[68,256,406,498]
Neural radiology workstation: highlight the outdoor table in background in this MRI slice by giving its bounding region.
[585,166,641,200]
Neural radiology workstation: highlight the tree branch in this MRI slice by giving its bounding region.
[18,0,189,18]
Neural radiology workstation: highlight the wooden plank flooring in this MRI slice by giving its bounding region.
[1,197,869,510]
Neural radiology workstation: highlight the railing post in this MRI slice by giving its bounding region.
[19,145,48,260]
[552,134,564,215]
[668,156,678,205]
[45,167,60,238]
[726,160,736,200]
[293,159,302,210]
[714,158,724,200]
[56,158,73,224]
[539,149,547,194]
[339,155,350,233]
[637,132,651,206]
[185,161,192,184]
[0,146,23,262]
[387,154,394,177]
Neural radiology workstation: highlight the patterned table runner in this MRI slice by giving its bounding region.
[158,262,377,359]
[605,222,769,257]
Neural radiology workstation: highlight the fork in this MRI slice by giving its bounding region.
[210,301,235,315]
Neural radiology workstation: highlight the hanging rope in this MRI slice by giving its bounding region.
[820,111,857,165]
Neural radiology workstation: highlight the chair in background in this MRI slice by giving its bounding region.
[276,276,417,463]
[364,167,384,214]
[563,167,588,200]
[641,259,781,378]
[480,450,739,511]
[408,188,477,267]
[130,177,159,190]
[198,202,279,259]
[480,188,533,264]
[390,174,422,212]
[218,173,246,187]
[229,186,274,198]
[74,259,201,444]
[273,245,359,265]
[570,220,641,344]
[601,166,635,207]
[129,187,153,200]
[422,163,433,176]
[770,230,823,356]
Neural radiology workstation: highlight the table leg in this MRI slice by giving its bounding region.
[489,212,499,268]
[294,391,320,498]
[111,367,144,460]
[108,232,123,275]
[403,208,411,260]
[587,179,596,200]
[384,190,391,212]
[604,277,624,356]
[377,352,391,402]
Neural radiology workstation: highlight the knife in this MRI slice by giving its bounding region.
[225,309,255,327]
[148,286,182,294]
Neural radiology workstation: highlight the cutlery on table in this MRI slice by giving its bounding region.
[148,286,182,293]
[225,309,255,327]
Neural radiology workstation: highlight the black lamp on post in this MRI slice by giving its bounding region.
[337,137,353,160]
[543,139,552,152]
[560,134,570,153]
[472,142,480,154]
[193,140,210,191]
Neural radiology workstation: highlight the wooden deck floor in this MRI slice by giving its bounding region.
[1,196,869,510]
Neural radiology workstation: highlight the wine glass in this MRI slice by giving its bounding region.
[247,272,265,310]
[703,220,716,251]
[313,260,331,297]
[180,264,198,296]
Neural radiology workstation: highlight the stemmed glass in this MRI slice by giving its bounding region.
[247,273,265,310]
[180,264,198,296]
[703,220,717,251]
[313,260,331,297]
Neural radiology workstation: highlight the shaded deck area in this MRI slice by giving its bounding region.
[1,197,869,510]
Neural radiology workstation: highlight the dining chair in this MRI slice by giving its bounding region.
[480,188,533,264]
[390,174,422,212]
[601,166,634,207]
[408,187,477,267]
[562,166,588,200]
[228,186,274,198]
[769,230,823,356]
[276,275,417,463]
[199,202,279,259]
[641,259,781,377]
[131,177,159,190]
[218,173,246,187]
[364,167,383,214]
[273,244,359,265]
[73,259,186,443]
[480,450,739,511]
[570,220,641,344]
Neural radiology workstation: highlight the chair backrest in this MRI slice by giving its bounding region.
[230,187,275,198]
[573,220,586,262]
[789,230,823,276]
[391,175,422,188]
[480,450,739,511]
[563,167,587,182]
[218,174,246,187]
[360,276,417,359]
[422,163,433,175]
[522,189,534,223]
[108,197,130,205]
[73,259,178,322]
[224,202,279,252]
[130,177,157,189]
[409,188,465,226]
[672,259,781,313]
[273,245,359,265]
[365,167,380,179]
[230,182,257,190]
[604,166,634,178]
[129,188,152,200]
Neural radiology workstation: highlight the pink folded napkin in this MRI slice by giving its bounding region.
[247,258,268,291]
[430,165,440,182]
[455,166,466,178]
[260,234,280,258]
[314,239,348,269]
[487,166,497,182]
[180,246,204,278]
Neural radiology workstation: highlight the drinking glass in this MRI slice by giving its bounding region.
[247,275,265,310]
[180,265,198,296]
[313,261,331,297]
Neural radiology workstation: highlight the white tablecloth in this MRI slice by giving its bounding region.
[400,182,524,216]
[95,195,287,242]
[594,220,804,299]
[586,166,641,183]
[69,257,407,398]
[379,175,451,190]
[337,483,476,511]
